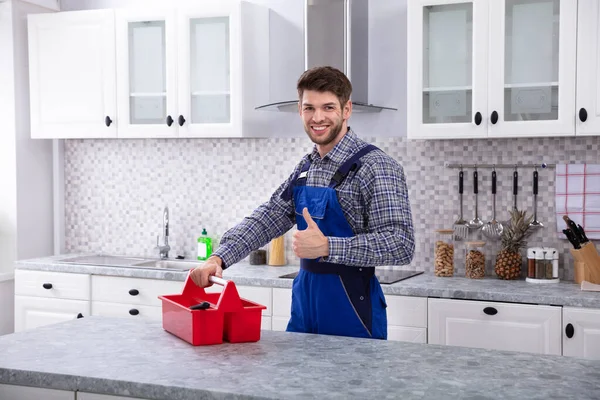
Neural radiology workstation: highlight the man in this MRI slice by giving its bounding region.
[190,66,414,339]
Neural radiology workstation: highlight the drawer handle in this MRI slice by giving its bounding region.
[77,313,84,319]
[129,289,139,296]
[483,307,498,316]
[42,283,53,290]
[129,309,139,316]
[565,323,574,338]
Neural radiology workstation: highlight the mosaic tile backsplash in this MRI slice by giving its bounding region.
[64,134,600,280]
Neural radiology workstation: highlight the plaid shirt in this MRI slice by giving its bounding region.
[214,129,415,269]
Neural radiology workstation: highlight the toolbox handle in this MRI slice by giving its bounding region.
[182,272,243,313]
[209,276,228,286]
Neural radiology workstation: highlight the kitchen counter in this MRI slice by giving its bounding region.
[17,254,600,308]
[1,317,599,400]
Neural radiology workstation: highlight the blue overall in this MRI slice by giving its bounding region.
[284,145,387,339]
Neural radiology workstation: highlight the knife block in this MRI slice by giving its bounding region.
[268,235,286,266]
[570,242,600,284]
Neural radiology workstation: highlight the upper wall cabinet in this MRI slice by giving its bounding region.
[407,0,579,139]
[28,10,117,139]
[28,1,270,139]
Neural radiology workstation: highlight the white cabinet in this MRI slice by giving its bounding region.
[91,275,182,320]
[386,295,427,343]
[272,287,291,332]
[576,0,600,135]
[28,9,117,139]
[0,385,73,400]
[15,296,89,332]
[428,298,562,355]
[14,270,91,332]
[563,307,600,360]
[28,2,269,139]
[408,0,578,139]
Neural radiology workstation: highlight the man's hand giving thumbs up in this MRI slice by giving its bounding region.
[293,207,329,259]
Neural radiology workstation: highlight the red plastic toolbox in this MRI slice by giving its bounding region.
[158,274,266,345]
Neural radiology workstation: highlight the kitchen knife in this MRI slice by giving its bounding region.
[563,228,581,249]
[577,224,590,244]
[563,215,586,244]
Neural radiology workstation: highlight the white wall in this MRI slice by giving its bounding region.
[0,0,55,335]
[0,0,19,276]
[13,0,55,261]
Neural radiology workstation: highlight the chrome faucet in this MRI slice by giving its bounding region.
[156,206,170,259]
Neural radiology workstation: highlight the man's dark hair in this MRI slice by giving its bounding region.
[297,66,352,108]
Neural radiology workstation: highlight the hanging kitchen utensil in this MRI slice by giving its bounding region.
[453,168,469,240]
[468,169,484,230]
[482,169,503,240]
[529,168,543,228]
[512,167,518,211]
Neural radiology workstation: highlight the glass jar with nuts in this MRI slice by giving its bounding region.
[465,241,486,279]
[434,229,455,277]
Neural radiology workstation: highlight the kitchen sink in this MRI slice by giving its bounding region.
[57,255,148,267]
[57,255,203,271]
[133,259,203,271]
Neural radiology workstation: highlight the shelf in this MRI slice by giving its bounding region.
[129,92,167,97]
[191,91,231,96]
[423,86,472,93]
[504,82,558,89]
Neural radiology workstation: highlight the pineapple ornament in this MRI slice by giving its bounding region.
[495,208,534,280]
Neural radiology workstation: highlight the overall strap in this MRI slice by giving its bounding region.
[280,158,312,202]
[329,144,379,189]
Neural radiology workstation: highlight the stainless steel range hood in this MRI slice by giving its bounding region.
[256,0,396,113]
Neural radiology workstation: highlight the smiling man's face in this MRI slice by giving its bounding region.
[299,90,352,156]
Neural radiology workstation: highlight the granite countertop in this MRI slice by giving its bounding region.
[17,254,600,308]
[1,317,599,400]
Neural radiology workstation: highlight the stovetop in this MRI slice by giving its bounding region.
[278,269,423,284]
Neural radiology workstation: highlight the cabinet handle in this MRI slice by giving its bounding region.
[483,307,498,316]
[474,112,482,125]
[42,283,53,290]
[129,309,140,316]
[178,115,186,126]
[105,116,113,127]
[565,323,574,338]
[579,108,588,122]
[129,289,139,296]
[490,111,498,125]
[77,313,84,319]
[166,115,174,127]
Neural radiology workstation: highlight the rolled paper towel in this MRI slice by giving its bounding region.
[268,236,286,266]
[249,250,267,265]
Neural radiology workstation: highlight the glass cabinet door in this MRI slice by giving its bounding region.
[488,0,577,136]
[128,20,167,125]
[423,3,473,125]
[177,3,241,138]
[115,9,177,137]
[189,17,231,124]
[408,0,489,139]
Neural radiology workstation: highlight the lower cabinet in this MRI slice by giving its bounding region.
[15,296,90,332]
[386,295,427,343]
[14,270,91,332]
[0,384,74,400]
[563,306,600,360]
[428,298,562,355]
[0,386,150,400]
[272,288,292,332]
